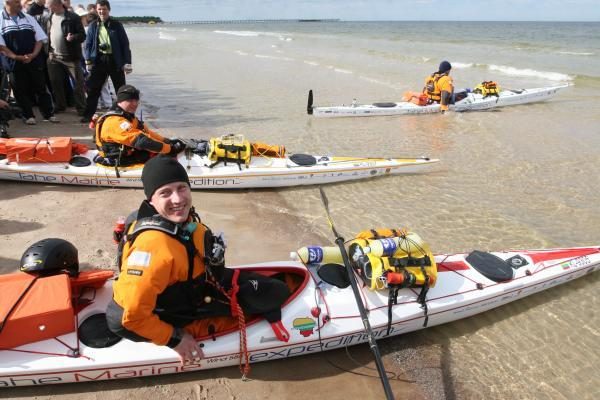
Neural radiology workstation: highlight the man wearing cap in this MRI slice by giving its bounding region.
[106,155,291,364]
[106,155,237,364]
[424,60,454,113]
[94,84,185,166]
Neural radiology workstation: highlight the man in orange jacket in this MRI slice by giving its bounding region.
[424,61,454,113]
[94,84,185,166]
[107,156,291,365]
[106,155,237,364]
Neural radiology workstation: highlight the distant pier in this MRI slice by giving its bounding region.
[166,19,340,25]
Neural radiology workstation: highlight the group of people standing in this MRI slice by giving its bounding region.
[0,0,131,137]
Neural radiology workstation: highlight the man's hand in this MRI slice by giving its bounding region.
[173,332,204,366]
[168,139,186,156]
[86,63,93,73]
[66,33,75,42]
[123,64,133,74]
[22,54,32,64]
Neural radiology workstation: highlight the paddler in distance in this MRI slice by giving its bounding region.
[94,84,186,166]
[106,155,290,365]
[424,60,454,113]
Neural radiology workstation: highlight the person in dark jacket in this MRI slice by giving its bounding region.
[81,0,131,122]
[26,0,46,21]
[43,0,86,114]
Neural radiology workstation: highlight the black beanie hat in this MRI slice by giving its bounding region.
[116,84,140,103]
[141,155,190,199]
[438,61,452,74]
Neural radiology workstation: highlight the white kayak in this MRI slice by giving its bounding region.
[0,149,437,189]
[1,243,598,387]
[307,84,569,117]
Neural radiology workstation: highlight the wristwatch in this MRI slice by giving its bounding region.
[166,327,184,348]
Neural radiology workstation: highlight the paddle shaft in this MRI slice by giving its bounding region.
[319,188,395,400]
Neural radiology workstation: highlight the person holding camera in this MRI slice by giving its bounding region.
[81,0,131,123]
[94,84,185,166]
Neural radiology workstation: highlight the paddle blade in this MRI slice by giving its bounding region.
[307,90,314,115]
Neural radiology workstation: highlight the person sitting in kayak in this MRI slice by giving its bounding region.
[106,155,290,365]
[424,61,454,113]
[94,84,186,166]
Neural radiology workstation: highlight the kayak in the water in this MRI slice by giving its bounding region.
[1,232,597,387]
[0,134,438,189]
[307,83,570,117]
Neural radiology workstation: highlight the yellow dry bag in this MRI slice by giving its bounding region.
[349,228,437,291]
[208,134,251,168]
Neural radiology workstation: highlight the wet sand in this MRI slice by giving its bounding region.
[0,113,433,399]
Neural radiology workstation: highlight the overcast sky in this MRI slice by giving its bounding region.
[108,0,600,22]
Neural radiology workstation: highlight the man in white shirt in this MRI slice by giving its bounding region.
[0,0,57,124]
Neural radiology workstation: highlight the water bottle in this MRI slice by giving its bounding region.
[362,237,402,257]
[291,246,342,264]
[112,216,126,244]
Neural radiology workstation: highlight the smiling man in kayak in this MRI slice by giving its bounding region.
[106,155,290,365]
[424,61,454,113]
[94,84,186,166]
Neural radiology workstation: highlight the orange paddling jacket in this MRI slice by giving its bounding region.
[112,208,236,346]
[95,108,173,164]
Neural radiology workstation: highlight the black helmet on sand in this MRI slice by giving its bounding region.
[20,238,79,277]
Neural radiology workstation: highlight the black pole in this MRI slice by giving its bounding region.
[307,90,314,115]
[318,188,395,400]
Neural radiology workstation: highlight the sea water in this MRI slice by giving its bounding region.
[126,21,599,399]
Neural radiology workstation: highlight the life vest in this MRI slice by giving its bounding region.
[95,109,133,158]
[208,134,251,169]
[94,109,154,168]
[116,211,230,327]
[349,228,437,331]
[116,207,290,342]
[473,81,501,97]
[424,72,444,102]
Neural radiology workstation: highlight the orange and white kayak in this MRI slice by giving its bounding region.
[0,146,437,189]
[308,84,569,117]
[0,242,598,387]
